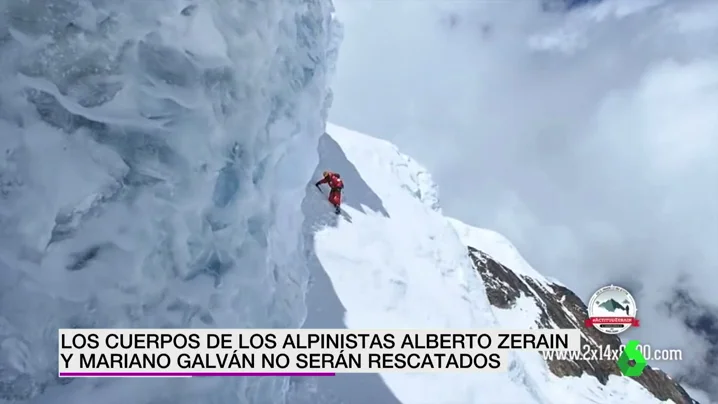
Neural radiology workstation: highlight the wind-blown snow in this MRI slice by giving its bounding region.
[313,123,675,403]
[0,1,339,403]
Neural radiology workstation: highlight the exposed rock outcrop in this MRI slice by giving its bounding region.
[467,246,698,404]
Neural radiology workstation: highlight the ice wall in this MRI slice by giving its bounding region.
[0,0,339,403]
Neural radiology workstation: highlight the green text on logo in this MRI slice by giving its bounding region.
[617,340,647,376]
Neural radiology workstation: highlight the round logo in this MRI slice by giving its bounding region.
[585,285,639,334]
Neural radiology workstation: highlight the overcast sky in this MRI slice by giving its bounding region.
[329,0,718,400]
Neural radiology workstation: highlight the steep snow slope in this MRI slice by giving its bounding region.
[310,124,538,404]
[309,123,694,404]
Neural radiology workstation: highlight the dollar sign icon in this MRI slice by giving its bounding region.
[617,340,647,377]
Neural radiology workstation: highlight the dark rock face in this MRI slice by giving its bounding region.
[467,246,698,404]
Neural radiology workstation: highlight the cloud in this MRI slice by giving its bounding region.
[330,0,718,398]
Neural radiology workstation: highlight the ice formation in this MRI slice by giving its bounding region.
[0,0,340,403]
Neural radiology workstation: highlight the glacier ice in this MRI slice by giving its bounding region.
[0,0,340,403]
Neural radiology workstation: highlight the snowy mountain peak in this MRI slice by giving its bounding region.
[462,239,696,404]
[305,124,699,404]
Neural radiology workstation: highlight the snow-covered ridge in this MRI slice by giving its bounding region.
[448,219,550,283]
[307,123,697,403]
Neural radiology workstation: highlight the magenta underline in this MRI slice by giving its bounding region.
[59,372,335,377]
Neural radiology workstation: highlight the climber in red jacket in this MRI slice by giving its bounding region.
[315,171,344,214]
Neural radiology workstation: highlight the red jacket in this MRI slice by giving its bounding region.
[316,173,343,191]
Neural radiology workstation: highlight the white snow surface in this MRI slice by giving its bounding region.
[314,123,673,404]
